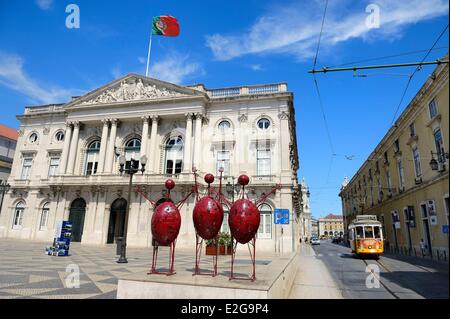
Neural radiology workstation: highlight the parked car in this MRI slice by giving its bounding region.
[310,237,321,245]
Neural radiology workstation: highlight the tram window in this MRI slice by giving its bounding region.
[356,227,364,238]
[374,227,382,239]
[364,226,374,238]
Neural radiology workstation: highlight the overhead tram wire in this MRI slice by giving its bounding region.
[326,46,448,69]
[312,0,335,154]
[389,24,449,126]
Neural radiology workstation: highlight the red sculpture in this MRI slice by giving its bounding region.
[217,174,281,281]
[192,168,225,276]
[135,179,195,276]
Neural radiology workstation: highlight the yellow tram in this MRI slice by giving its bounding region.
[348,215,384,258]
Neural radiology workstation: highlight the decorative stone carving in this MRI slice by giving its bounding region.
[81,79,184,105]
[43,127,50,135]
[18,129,24,137]
[278,111,289,120]
[238,113,248,123]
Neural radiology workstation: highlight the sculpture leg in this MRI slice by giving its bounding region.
[148,244,159,275]
[212,236,218,277]
[229,238,238,280]
[193,234,202,276]
[167,239,176,276]
[250,236,256,281]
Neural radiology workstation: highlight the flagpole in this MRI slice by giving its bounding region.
[145,30,153,77]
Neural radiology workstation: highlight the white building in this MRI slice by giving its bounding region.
[0,74,300,252]
[300,177,311,240]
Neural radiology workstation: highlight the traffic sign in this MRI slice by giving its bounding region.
[442,225,449,234]
[274,208,289,224]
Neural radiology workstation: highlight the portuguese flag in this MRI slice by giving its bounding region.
[152,16,180,36]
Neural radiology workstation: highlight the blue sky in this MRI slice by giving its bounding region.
[0,0,448,218]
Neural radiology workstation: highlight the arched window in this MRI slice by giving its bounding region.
[125,138,141,169]
[165,136,183,175]
[257,118,271,130]
[257,204,272,239]
[13,201,25,228]
[29,132,38,144]
[85,140,101,176]
[221,205,230,233]
[39,202,50,230]
[55,131,65,142]
[218,120,231,132]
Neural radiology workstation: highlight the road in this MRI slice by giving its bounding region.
[311,239,449,299]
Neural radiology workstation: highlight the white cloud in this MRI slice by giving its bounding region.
[149,52,204,84]
[206,0,449,61]
[138,56,147,64]
[111,65,123,79]
[0,51,84,104]
[250,64,263,71]
[36,0,53,10]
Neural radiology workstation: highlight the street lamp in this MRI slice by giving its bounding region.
[0,181,11,216]
[117,155,147,263]
[225,176,240,202]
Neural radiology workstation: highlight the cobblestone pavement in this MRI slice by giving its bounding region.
[0,239,197,299]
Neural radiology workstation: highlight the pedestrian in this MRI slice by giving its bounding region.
[420,238,427,256]
[299,237,302,244]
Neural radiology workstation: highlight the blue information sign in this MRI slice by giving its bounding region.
[442,225,449,234]
[274,209,290,224]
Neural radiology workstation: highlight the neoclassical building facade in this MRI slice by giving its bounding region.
[0,74,300,252]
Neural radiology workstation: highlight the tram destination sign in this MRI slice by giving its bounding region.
[274,208,290,224]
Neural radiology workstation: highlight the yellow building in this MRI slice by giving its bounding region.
[318,214,344,238]
[340,56,449,258]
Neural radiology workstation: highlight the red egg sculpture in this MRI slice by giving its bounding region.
[193,196,224,240]
[135,178,197,276]
[151,201,181,246]
[229,199,260,244]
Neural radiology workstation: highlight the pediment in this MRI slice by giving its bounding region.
[65,74,206,108]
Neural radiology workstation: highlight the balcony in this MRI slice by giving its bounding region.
[207,83,287,99]
[46,172,197,187]
[251,175,277,185]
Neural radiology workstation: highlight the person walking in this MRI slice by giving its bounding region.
[420,238,427,257]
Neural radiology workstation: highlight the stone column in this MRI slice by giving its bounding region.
[193,113,203,169]
[183,113,193,172]
[148,115,159,173]
[59,122,73,175]
[105,119,118,173]
[66,121,80,175]
[97,119,109,173]
[279,111,290,173]
[140,116,150,164]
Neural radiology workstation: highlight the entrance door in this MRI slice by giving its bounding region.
[69,198,86,242]
[420,203,432,255]
[392,224,398,250]
[403,208,412,252]
[107,198,127,244]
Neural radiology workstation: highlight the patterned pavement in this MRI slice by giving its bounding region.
[0,238,194,299]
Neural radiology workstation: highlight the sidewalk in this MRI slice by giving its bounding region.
[288,243,343,299]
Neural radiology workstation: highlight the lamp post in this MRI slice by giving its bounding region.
[0,181,10,216]
[226,176,236,202]
[117,155,147,263]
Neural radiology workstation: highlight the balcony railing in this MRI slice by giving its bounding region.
[207,83,287,98]
[24,104,64,114]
